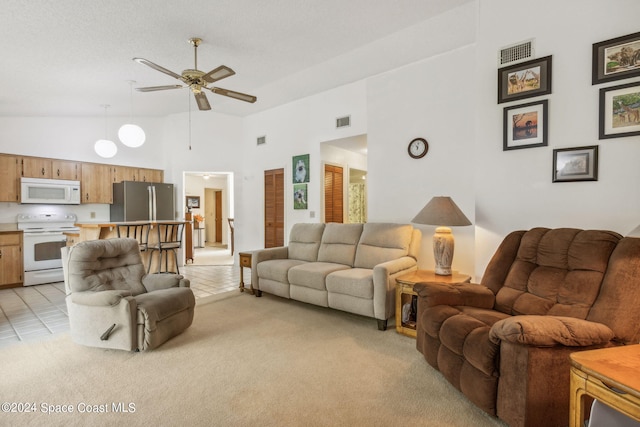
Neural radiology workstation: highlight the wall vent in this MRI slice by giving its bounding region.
[256,135,266,146]
[499,39,535,66]
[336,115,351,128]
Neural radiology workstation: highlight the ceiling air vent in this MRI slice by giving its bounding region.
[257,135,266,146]
[336,115,351,129]
[499,39,535,66]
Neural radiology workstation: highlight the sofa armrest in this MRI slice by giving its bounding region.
[142,274,190,291]
[414,282,495,309]
[371,256,418,320]
[70,290,133,307]
[251,247,289,289]
[489,315,615,347]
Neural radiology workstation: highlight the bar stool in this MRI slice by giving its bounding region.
[147,222,185,274]
[116,223,150,253]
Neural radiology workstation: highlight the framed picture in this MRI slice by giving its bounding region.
[599,81,640,139]
[293,184,308,209]
[552,146,598,183]
[292,154,310,183]
[498,55,552,104]
[503,100,548,150]
[592,31,640,85]
[186,196,200,209]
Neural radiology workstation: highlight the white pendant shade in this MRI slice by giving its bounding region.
[94,139,118,158]
[118,123,146,147]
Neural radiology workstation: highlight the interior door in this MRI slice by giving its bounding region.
[324,164,344,223]
[215,190,222,244]
[264,168,284,248]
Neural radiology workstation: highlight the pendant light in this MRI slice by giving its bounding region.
[118,81,146,148]
[94,104,118,158]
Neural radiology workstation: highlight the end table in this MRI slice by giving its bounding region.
[238,252,261,297]
[395,270,471,338]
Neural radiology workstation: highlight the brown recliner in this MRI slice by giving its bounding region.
[62,238,195,351]
[415,228,640,427]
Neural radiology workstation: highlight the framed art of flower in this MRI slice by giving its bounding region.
[552,146,598,183]
[498,56,552,104]
[592,31,640,85]
[599,81,640,139]
[503,100,548,150]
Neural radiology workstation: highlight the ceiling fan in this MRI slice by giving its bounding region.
[133,37,257,111]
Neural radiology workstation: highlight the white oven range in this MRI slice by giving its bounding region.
[17,212,79,286]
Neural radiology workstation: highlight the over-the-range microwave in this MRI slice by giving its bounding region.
[20,177,81,205]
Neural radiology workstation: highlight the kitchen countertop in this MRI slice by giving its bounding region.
[75,220,190,227]
[0,223,20,233]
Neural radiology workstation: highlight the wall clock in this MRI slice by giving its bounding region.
[408,138,428,159]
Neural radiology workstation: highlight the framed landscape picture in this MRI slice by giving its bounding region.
[498,56,552,104]
[599,81,640,139]
[552,146,598,183]
[503,100,548,150]
[186,196,200,209]
[592,31,640,85]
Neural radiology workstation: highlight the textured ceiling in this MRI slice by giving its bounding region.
[0,0,473,117]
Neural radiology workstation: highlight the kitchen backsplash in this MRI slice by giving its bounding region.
[0,202,110,224]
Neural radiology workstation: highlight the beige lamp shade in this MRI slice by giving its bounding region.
[412,196,471,276]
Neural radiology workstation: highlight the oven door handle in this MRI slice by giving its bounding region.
[23,232,67,238]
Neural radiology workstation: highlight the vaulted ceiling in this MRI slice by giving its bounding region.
[0,0,473,118]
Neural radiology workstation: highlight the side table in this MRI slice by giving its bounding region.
[569,345,640,427]
[395,270,471,338]
[238,252,261,297]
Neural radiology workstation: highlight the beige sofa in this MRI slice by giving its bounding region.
[251,222,421,330]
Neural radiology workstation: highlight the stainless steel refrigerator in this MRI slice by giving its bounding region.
[110,181,175,221]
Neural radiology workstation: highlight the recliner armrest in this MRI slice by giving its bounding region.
[414,282,495,309]
[142,274,190,291]
[489,315,615,347]
[70,290,133,307]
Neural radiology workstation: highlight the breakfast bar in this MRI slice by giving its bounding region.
[73,220,189,273]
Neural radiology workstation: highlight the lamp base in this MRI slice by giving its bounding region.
[433,226,454,276]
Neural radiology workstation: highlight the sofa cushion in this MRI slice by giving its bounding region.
[354,223,413,269]
[317,223,363,266]
[326,268,374,299]
[288,223,326,262]
[288,262,351,291]
[257,259,308,284]
[495,228,621,318]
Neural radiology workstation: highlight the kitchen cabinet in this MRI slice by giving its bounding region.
[0,231,23,288]
[0,154,20,202]
[21,157,81,180]
[111,165,138,183]
[81,163,113,204]
[138,168,163,183]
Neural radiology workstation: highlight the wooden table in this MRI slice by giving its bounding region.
[238,252,260,296]
[394,270,471,337]
[570,345,640,427]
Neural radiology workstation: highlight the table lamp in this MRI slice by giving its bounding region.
[411,196,471,276]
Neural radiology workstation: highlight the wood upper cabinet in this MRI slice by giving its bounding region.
[111,166,138,183]
[51,159,81,180]
[0,232,23,288]
[0,154,20,202]
[139,168,163,183]
[21,157,81,180]
[81,163,113,204]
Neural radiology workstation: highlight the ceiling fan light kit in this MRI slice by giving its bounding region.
[133,37,257,111]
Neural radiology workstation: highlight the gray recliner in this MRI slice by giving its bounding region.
[61,238,195,351]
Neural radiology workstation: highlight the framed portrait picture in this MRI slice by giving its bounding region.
[186,196,200,209]
[592,31,640,85]
[293,184,308,209]
[292,154,310,183]
[498,55,552,104]
[503,100,548,150]
[552,146,598,183]
[599,81,640,139]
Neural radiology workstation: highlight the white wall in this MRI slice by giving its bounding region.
[474,0,640,278]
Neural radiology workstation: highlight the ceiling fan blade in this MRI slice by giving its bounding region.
[136,85,184,92]
[202,65,235,83]
[133,58,182,80]
[194,92,211,110]
[210,87,257,103]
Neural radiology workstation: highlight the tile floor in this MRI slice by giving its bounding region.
[0,263,244,349]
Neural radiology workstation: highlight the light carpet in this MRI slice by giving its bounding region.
[0,292,506,427]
